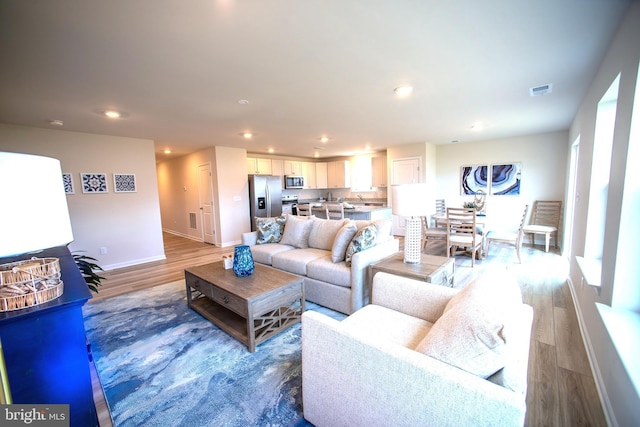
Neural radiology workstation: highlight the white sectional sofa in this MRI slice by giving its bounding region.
[302,270,534,427]
[242,214,399,315]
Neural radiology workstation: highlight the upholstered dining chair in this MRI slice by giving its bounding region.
[484,205,529,263]
[421,216,447,250]
[523,200,562,252]
[325,203,344,220]
[446,207,483,267]
[296,204,311,216]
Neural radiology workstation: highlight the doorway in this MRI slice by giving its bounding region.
[198,163,216,244]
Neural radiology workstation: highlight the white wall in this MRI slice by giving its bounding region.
[436,131,568,241]
[0,124,165,270]
[566,4,640,426]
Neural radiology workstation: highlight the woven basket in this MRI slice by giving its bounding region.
[0,257,64,312]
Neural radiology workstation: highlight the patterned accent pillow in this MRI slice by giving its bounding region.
[255,216,286,244]
[344,224,377,267]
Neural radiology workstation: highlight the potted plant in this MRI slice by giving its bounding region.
[72,251,105,293]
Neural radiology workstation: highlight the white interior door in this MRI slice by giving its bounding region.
[391,157,421,236]
[198,163,216,244]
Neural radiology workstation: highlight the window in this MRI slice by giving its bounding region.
[584,74,619,260]
[351,155,373,192]
[612,64,640,312]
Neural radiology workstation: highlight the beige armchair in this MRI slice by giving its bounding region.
[302,271,533,427]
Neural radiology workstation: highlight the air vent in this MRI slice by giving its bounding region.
[529,84,553,96]
[189,212,197,229]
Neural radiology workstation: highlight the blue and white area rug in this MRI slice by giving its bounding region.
[83,280,345,427]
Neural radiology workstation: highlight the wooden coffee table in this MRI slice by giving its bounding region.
[185,261,305,352]
[369,253,455,300]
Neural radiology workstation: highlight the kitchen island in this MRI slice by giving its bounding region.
[310,205,392,221]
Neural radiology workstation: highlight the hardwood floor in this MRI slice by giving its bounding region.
[89,232,606,426]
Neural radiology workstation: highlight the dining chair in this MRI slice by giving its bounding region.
[446,207,483,267]
[522,200,562,252]
[296,204,311,216]
[484,205,529,263]
[325,203,344,220]
[421,216,447,250]
[433,199,447,227]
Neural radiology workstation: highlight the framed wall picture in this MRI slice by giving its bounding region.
[491,163,522,195]
[113,173,137,193]
[461,165,488,195]
[62,173,74,194]
[81,173,108,193]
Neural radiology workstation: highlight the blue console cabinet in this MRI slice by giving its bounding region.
[0,246,98,427]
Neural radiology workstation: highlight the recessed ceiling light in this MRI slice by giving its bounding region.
[238,99,250,105]
[49,120,64,126]
[104,110,122,119]
[314,152,320,158]
[320,136,329,143]
[243,132,253,139]
[268,148,274,153]
[164,149,172,154]
[394,85,413,97]
[470,123,484,132]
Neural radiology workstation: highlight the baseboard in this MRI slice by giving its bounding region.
[566,277,616,427]
[101,255,166,271]
[162,228,202,242]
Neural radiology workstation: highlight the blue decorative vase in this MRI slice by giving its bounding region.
[232,245,254,277]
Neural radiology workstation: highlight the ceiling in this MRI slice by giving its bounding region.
[0,0,631,160]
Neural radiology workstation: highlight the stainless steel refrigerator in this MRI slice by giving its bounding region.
[248,175,283,231]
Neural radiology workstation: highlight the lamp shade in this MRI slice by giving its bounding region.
[391,183,429,217]
[0,152,74,257]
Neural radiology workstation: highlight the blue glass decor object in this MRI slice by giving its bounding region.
[232,245,254,277]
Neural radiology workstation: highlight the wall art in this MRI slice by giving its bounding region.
[81,173,108,193]
[461,165,488,195]
[113,173,137,193]
[62,173,74,194]
[491,163,521,195]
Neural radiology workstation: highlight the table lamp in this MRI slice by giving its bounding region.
[0,152,74,257]
[391,183,429,264]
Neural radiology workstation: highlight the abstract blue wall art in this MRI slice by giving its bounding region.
[114,173,137,193]
[81,173,108,193]
[461,165,488,195]
[491,163,521,195]
[62,173,74,194]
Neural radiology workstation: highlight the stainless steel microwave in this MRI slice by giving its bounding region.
[284,175,304,189]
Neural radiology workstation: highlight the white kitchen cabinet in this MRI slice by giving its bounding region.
[315,162,328,188]
[327,160,350,188]
[246,157,273,175]
[302,162,316,188]
[283,160,302,176]
[371,155,387,187]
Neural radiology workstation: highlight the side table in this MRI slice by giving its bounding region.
[369,253,455,301]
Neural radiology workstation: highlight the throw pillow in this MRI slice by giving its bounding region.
[255,216,286,244]
[344,224,377,267]
[279,214,314,249]
[373,219,392,243]
[331,220,358,263]
[308,218,348,250]
[414,269,523,378]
